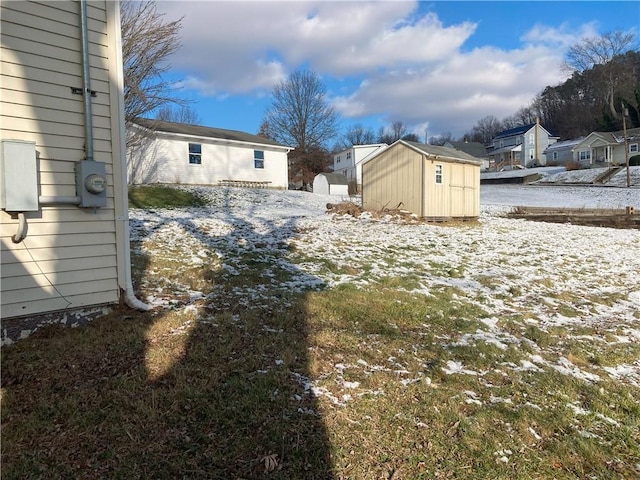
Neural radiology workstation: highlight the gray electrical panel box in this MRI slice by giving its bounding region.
[0,139,39,212]
[75,160,107,208]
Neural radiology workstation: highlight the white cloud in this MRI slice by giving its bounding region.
[332,42,567,137]
[521,21,599,48]
[158,1,474,91]
[154,1,604,137]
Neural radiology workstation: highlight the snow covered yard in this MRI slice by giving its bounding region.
[127,184,640,477]
[130,186,640,387]
[3,184,638,479]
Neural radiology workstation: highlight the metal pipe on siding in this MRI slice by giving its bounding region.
[38,196,82,205]
[80,0,94,161]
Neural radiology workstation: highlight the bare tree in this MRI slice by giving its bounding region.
[466,115,502,144]
[257,120,273,140]
[377,127,395,145]
[262,69,339,151]
[377,121,408,144]
[391,121,408,141]
[156,105,202,125]
[121,0,183,143]
[262,69,339,186]
[338,123,376,148]
[563,31,637,119]
[402,133,420,142]
[428,132,453,146]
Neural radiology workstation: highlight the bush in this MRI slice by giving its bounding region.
[629,155,640,166]
[565,160,582,171]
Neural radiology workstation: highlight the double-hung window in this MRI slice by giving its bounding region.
[435,164,443,184]
[189,143,202,164]
[579,150,591,162]
[629,143,638,154]
[254,150,264,169]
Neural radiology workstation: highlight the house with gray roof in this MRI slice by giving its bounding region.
[572,127,640,167]
[543,137,585,165]
[486,122,558,169]
[127,118,292,189]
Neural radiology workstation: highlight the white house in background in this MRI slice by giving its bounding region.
[1,0,146,343]
[571,127,640,167]
[128,118,292,189]
[313,172,349,196]
[486,121,558,169]
[332,144,388,191]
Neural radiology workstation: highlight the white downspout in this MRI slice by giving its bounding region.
[104,0,149,311]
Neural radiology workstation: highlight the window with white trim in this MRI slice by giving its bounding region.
[529,133,534,145]
[578,150,591,161]
[189,143,202,164]
[629,143,638,154]
[435,164,443,184]
[254,150,264,169]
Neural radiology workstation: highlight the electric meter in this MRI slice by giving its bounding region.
[85,174,106,194]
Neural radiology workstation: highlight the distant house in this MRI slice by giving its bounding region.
[128,118,292,189]
[1,0,147,343]
[313,173,349,196]
[544,138,585,165]
[362,141,482,220]
[487,121,559,169]
[443,140,490,171]
[572,127,640,167]
[332,144,388,191]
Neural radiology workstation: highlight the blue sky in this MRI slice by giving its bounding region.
[154,1,639,143]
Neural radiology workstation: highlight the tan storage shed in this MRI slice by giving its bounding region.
[362,140,482,220]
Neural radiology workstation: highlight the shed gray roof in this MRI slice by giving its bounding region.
[317,172,349,185]
[132,117,291,149]
[545,138,584,151]
[403,141,483,164]
[445,141,489,159]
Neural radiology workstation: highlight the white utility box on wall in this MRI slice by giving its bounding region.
[0,139,39,212]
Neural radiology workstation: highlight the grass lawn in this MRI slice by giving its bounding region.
[2,186,639,479]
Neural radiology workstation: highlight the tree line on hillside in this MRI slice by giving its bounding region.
[121,1,639,186]
[464,32,639,144]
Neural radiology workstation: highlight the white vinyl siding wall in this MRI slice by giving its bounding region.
[1,1,120,318]
[130,135,289,188]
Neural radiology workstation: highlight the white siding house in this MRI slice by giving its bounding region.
[332,144,387,191]
[1,0,146,343]
[128,119,291,189]
[572,128,640,167]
